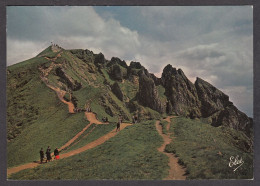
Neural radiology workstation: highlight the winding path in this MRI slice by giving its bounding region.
[8,56,132,177]
[7,113,132,177]
[8,51,134,177]
[156,117,186,180]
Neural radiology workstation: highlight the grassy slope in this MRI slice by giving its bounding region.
[8,47,253,180]
[7,56,53,140]
[7,52,90,167]
[165,117,253,179]
[9,120,169,180]
[62,123,116,153]
[7,77,89,167]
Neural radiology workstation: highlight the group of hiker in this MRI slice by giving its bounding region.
[115,114,139,132]
[38,113,138,163]
[73,107,92,113]
[39,146,60,164]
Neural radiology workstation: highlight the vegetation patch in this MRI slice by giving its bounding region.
[165,117,253,179]
[159,120,168,135]
[62,123,116,152]
[9,121,169,180]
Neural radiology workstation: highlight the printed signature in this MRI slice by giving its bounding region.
[229,155,244,172]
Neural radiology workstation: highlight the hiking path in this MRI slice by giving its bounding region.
[156,117,186,180]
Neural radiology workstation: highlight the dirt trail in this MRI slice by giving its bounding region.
[58,112,108,151]
[85,112,108,125]
[39,60,75,113]
[7,112,132,177]
[60,123,131,159]
[8,51,133,177]
[41,80,75,113]
[156,117,186,180]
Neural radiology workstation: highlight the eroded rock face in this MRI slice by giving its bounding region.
[107,57,128,68]
[94,53,106,65]
[129,61,143,69]
[195,77,231,117]
[55,67,81,91]
[127,61,147,78]
[150,73,162,86]
[211,105,253,137]
[137,73,165,113]
[194,77,253,138]
[161,64,201,117]
[108,64,127,81]
[111,82,124,101]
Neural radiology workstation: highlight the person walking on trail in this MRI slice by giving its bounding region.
[116,116,122,132]
[116,121,121,132]
[40,148,44,164]
[54,147,60,160]
[46,146,52,163]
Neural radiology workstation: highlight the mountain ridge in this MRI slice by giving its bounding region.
[7,44,253,144]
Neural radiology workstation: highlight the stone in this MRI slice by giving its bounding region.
[161,64,201,117]
[137,73,165,113]
[195,77,231,117]
[111,82,124,101]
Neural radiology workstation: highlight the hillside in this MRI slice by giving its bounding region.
[7,44,253,179]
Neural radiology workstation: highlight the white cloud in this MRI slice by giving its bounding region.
[7,6,141,64]
[6,6,253,116]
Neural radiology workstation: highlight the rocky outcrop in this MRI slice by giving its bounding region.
[137,73,165,113]
[70,49,95,63]
[211,105,253,135]
[108,64,127,81]
[166,100,173,114]
[107,57,128,68]
[111,82,124,101]
[195,77,253,137]
[195,77,231,117]
[94,53,106,65]
[127,61,147,78]
[150,73,162,86]
[55,67,81,91]
[161,64,201,118]
[129,61,143,69]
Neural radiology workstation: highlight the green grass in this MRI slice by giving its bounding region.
[62,123,116,152]
[101,68,115,85]
[7,59,90,167]
[164,117,253,179]
[36,46,52,57]
[159,120,168,134]
[119,79,139,101]
[36,46,59,58]
[157,85,167,102]
[9,120,169,180]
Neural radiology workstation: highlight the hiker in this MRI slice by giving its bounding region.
[105,117,108,122]
[134,115,138,124]
[54,147,60,160]
[116,121,121,132]
[46,146,52,163]
[132,116,135,124]
[116,116,121,132]
[40,148,44,164]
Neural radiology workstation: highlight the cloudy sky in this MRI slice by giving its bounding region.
[7,6,253,117]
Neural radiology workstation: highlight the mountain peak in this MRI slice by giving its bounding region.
[37,44,63,57]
